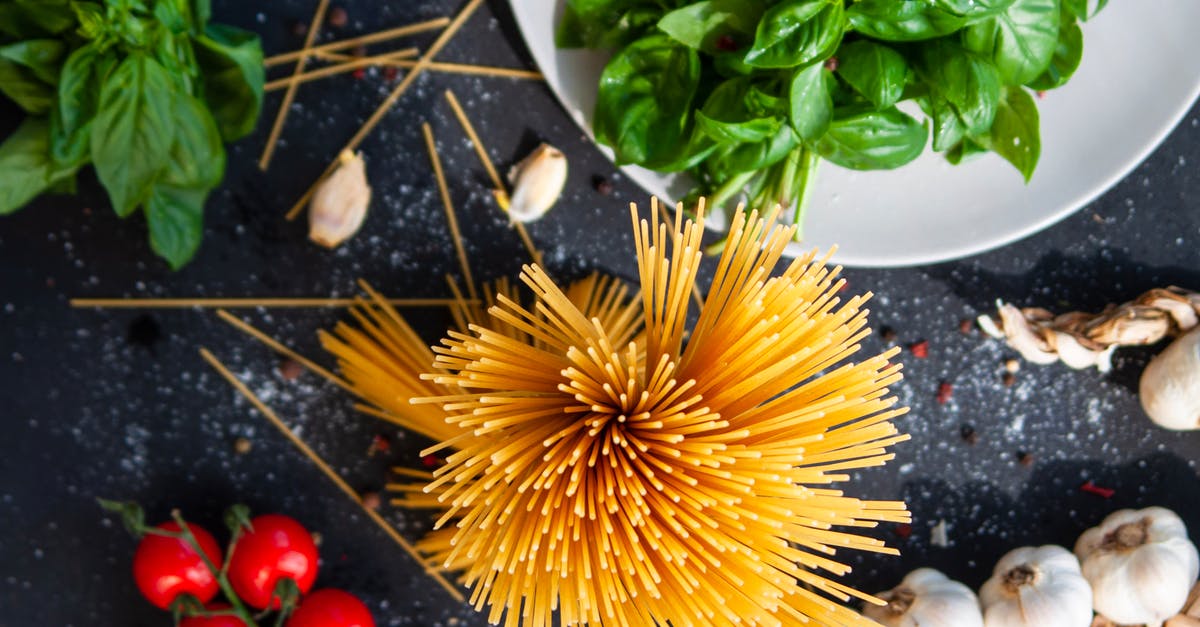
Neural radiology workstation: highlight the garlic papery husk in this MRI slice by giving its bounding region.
[979,545,1092,627]
[1075,506,1200,626]
[863,568,983,627]
[309,150,371,248]
[1140,326,1200,430]
[503,143,567,223]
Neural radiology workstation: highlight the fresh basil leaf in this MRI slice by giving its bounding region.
[788,62,832,142]
[1026,17,1082,90]
[0,40,67,85]
[594,34,700,167]
[91,53,177,217]
[923,93,966,152]
[963,0,1060,86]
[190,0,211,28]
[977,86,1040,181]
[49,44,108,166]
[934,0,1016,18]
[657,0,764,54]
[557,2,661,49]
[72,1,109,41]
[0,59,55,114]
[697,77,782,144]
[163,94,225,190]
[743,0,844,69]
[835,40,908,109]
[945,136,988,164]
[193,24,265,141]
[815,106,927,170]
[646,126,719,173]
[0,118,79,214]
[1062,0,1106,21]
[0,0,76,38]
[847,0,966,41]
[145,183,205,269]
[708,124,799,174]
[153,0,190,34]
[916,39,1001,136]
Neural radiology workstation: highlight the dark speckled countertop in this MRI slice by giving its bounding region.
[1,1,1199,625]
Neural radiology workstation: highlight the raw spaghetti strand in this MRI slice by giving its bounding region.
[422,123,478,302]
[263,17,450,67]
[198,348,465,603]
[259,0,330,170]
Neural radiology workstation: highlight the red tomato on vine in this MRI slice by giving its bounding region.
[132,521,223,610]
[286,589,375,627]
[227,514,319,609]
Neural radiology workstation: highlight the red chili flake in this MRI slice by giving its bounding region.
[958,318,974,334]
[422,455,443,468]
[936,381,953,405]
[360,492,382,511]
[1036,90,1046,99]
[909,340,929,359]
[278,358,304,381]
[352,67,366,80]
[824,56,839,72]
[383,66,398,82]
[715,35,739,51]
[837,280,849,294]
[367,434,391,457]
[894,523,913,539]
[1080,480,1115,498]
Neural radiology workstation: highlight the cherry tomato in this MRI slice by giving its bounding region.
[132,521,223,610]
[179,605,249,627]
[227,514,318,609]
[286,589,375,627]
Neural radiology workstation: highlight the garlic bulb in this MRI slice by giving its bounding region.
[1140,326,1200,430]
[863,568,983,627]
[979,545,1092,627]
[1075,506,1199,626]
[504,143,567,222]
[309,150,371,248]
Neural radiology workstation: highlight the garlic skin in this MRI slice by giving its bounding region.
[979,545,1092,627]
[309,150,371,248]
[1075,506,1200,626]
[504,143,567,223]
[1140,326,1200,430]
[863,568,983,627]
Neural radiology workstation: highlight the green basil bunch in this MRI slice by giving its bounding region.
[0,0,264,269]
[560,0,1106,233]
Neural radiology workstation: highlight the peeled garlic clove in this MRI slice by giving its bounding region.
[979,545,1092,627]
[863,568,983,627]
[1075,507,1200,626]
[1140,326,1200,430]
[309,150,371,248]
[504,143,566,223]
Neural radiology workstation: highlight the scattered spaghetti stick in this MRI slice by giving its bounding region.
[285,0,487,221]
[215,309,356,396]
[315,52,543,80]
[263,17,450,67]
[443,89,543,267]
[263,48,418,91]
[260,0,331,170]
[421,123,477,302]
[69,297,469,308]
[198,348,465,603]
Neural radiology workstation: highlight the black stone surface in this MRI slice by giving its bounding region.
[1,1,1198,625]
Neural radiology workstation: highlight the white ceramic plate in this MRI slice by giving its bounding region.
[510,0,1200,267]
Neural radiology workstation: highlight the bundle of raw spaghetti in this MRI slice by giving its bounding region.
[322,199,909,626]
